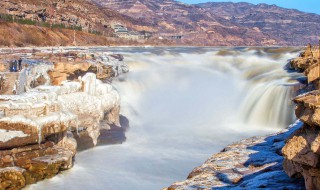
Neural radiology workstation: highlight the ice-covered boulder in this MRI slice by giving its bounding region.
[0,72,123,189]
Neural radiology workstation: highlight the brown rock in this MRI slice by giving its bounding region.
[293,91,320,127]
[0,120,70,149]
[105,105,120,126]
[282,124,320,190]
[48,61,114,86]
[282,125,320,167]
[0,141,74,187]
[0,167,26,190]
[283,159,303,178]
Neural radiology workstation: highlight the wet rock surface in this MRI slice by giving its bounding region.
[166,122,305,190]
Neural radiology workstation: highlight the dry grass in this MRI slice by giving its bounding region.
[0,22,111,47]
[0,21,179,47]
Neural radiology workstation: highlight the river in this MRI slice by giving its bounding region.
[27,47,303,190]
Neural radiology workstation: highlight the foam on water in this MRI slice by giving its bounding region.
[26,47,303,190]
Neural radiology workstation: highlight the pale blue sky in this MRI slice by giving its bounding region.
[181,0,320,14]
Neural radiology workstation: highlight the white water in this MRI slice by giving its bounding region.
[26,47,303,190]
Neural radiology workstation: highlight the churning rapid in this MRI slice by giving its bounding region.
[27,47,303,190]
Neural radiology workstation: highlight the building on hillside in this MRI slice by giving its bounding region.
[112,23,129,38]
[112,23,145,40]
[127,31,145,40]
[157,33,183,40]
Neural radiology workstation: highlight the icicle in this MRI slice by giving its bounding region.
[37,123,42,144]
[76,120,80,136]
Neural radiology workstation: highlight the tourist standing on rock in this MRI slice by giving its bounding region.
[9,61,13,72]
[13,60,18,72]
[18,58,22,71]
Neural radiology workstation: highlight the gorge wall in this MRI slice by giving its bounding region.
[282,44,320,189]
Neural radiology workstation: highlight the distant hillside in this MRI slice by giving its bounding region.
[0,21,110,47]
[0,0,162,47]
[92,0,320,46]
[197,2,320,45]
[0,0,319,46]
[0,0,152,34]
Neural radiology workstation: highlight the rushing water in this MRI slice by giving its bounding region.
[27,47,303,190]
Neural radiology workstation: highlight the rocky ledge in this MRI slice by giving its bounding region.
[165,121,304,190]
[0,50,129,189]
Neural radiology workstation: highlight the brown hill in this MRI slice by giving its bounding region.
[0,0,165,47]
[0,0,319,46]
[0,21,178,47]
[0,0,155,35]
[93,0,320,46]
[197,2,320,46]
[93,0,274,46]
[0,21,110,47]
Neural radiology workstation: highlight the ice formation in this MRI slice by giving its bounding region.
[0,72,120,144]
[88,53,129,76]
[0,50,126,189]
[0,129,28,143]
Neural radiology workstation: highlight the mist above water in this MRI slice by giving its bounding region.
[27,47,303,190]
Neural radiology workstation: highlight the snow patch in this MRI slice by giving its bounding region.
[0,129,29,142]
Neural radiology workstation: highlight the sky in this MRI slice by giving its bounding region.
[180,0,320,14]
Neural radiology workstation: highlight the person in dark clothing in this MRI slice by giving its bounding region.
[18,58,22,71]
[9,61,13,72]
[13,60,18,72]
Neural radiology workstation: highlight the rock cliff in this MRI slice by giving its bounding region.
[282,44,320,190]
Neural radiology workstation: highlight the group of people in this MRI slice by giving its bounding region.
[9,58,23,72]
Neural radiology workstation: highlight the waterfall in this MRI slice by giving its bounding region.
[240,82,295,127]
[234,51,302,128]
[27,47,304,190]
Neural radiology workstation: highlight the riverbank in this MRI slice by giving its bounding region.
[0,49,129,189]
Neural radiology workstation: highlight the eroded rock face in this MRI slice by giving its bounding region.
[282,125,320,190]
[290,58,319,72]
[49,62,92,86]
[289,44,319,72]
[0,140,74,186]
[0,167,26,190]
[166,122,304,190]
[48,53,129,86]
[282,45,320,190]
[294,90,320,127]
